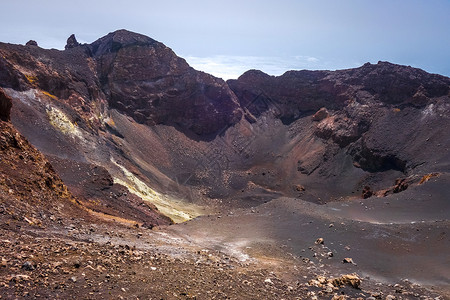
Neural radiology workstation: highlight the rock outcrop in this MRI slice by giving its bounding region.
[25,40,38,47]
[0,88,12,122]
[65,34,80,49]
[89,30,242,135]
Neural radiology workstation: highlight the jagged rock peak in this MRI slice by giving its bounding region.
[65,34,80,50]
[25,40,38,47]
[0,88,12,122]
[89,29,158,56]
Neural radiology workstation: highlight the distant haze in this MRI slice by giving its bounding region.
[1,0,449,79]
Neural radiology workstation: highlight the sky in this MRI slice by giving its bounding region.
[1,0,449,80]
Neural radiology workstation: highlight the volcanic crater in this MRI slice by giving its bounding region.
[0,30,449,299]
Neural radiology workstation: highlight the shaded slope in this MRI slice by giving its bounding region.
[226,63,450,202]
[0,87,171,227]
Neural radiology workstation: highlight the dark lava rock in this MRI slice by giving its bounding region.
[228,62,450,124]
[0,88,12,122]
[65,34,80,50]
[362,186,373,199]
[22,261,35,271]
[25,40,38,47]
[89,29,242,136]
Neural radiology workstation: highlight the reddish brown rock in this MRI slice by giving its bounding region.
[331,274,361,289]
[362,186,373,199]
[312,107,329,121]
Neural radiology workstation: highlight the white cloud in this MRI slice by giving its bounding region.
[184,55,349,80]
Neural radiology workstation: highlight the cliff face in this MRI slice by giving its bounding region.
[0,30,242,137]
[89,30,242,135]
[228,62,450,124]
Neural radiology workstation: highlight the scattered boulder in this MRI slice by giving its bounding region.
[362,186,374,199]
[308,274,361,292]
[331,274,361,289]
[315,238,324,245]
[294,184,306,192]
[22,261,35,271]
[25,40,38,46]
[65,34,80,50]
[312,107,329,121]
[343,257,356,265]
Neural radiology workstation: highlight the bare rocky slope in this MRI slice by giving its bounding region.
[0,30,449,299]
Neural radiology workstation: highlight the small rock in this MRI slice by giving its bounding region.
[315,238,324,245]
[294,184,306,192]
[22,261,35,271]
[343,257,356,265]
[385,295,396,300]
[70,276,77,283]
[371,292,382,299]
[73,260,81,268]
[331,295,348,300]
[264,278,273,284]
[327,251,334,257]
